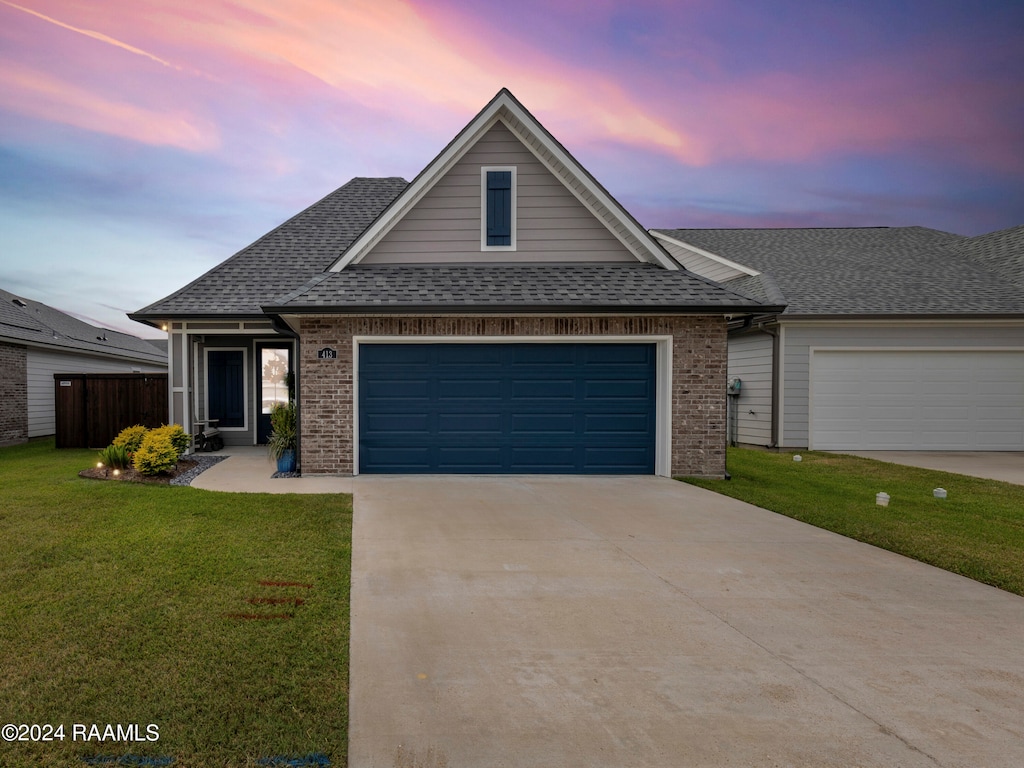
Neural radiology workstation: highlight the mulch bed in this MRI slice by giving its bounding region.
[78,459,198,485]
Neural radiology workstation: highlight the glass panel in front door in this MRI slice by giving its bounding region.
[261,347,290,414]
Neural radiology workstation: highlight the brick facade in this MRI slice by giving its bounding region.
[0,341,28,446]
[298,315,727,477]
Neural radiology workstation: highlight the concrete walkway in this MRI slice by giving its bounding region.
[188,446,354,493]
[349,474,1024,768]
[839,451,1024,485]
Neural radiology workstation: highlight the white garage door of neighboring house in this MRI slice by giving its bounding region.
[810,350,1024,451]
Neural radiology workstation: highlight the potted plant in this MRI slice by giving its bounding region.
[267,401,297,473]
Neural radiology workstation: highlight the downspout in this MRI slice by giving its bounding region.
[269,316,301,472]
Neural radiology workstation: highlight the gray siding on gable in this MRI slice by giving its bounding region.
[728,332,774,446]
[362,121,636,264]
[500,110,658,264]
[659,239,748,282]
[26,348,165,437]
[780,323,1024,448]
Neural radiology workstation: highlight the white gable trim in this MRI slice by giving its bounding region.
[650,231,760,277]
[330,89,678,271]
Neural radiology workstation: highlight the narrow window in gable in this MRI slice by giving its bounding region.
[481,166,516,250]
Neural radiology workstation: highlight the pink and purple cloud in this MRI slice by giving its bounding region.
[0,0,1021,335]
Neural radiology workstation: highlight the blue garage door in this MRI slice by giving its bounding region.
[358,343,656,474]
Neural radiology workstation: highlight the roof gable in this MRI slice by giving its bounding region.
[330,89,679,271]
[361,121,637,264]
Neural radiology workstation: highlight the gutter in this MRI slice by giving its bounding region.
[259,302,788,316]
[126,312,273,329]
[759,322,781,450]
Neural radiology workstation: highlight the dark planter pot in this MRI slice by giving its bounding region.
[276,449,296,474]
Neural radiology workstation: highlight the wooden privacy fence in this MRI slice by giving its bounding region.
[54,373,168,449]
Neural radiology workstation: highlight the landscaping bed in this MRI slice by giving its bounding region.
[79,457,198,484]
[78,454,229,486]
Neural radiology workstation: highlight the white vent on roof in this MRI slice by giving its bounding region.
[12,298,27,307]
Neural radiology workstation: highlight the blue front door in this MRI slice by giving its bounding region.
[207,350,245,428]
[358,343,656,474]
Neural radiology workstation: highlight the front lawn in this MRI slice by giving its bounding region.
[685,448,1024,597]
[0,439,353,768]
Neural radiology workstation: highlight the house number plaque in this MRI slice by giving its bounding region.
[317,347,337,360]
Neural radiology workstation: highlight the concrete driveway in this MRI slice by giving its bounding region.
[348,475,1024,768]
[839,451,1024,485]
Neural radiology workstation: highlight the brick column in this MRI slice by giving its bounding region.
[0,342,28,445]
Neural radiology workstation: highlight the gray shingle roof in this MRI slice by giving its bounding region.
[132,177,409,318]
[134,176,781,319]
[265,263,775,313]
[1,287,167,364]
[715,272,786,307]
[654,226,1024,316]
[949,224,1024,287]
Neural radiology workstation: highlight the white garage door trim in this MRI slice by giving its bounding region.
[809,347,1024,451]
[352,335,674,476]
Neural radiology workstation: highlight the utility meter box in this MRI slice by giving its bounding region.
[727,377,742,396]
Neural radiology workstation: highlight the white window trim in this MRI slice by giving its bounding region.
[351,335,672,477]
[203,346,248,432]
[480,166,517,251]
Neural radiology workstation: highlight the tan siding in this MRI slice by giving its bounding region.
[658,239,748,282]
[362,121,636,264]
[502,111,652,259]
[728,332,773,446]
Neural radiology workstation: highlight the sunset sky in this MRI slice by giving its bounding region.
[1,0,1022,338]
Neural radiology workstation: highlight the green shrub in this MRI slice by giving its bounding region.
[133,430,180,476]
[112,425,149,455]
[149,424,190,457]
[97,443,130,470]
[267,401,297,461]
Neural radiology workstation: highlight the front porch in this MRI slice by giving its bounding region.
[165,320,295,450]
[187,444,353,493]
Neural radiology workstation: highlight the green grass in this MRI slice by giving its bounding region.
[684,448,1024,596]
[0,439,353,768]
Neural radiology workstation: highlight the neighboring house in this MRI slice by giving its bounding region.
[651,226,1024,451]
[130,89,781,477]
[0,287,168,445]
